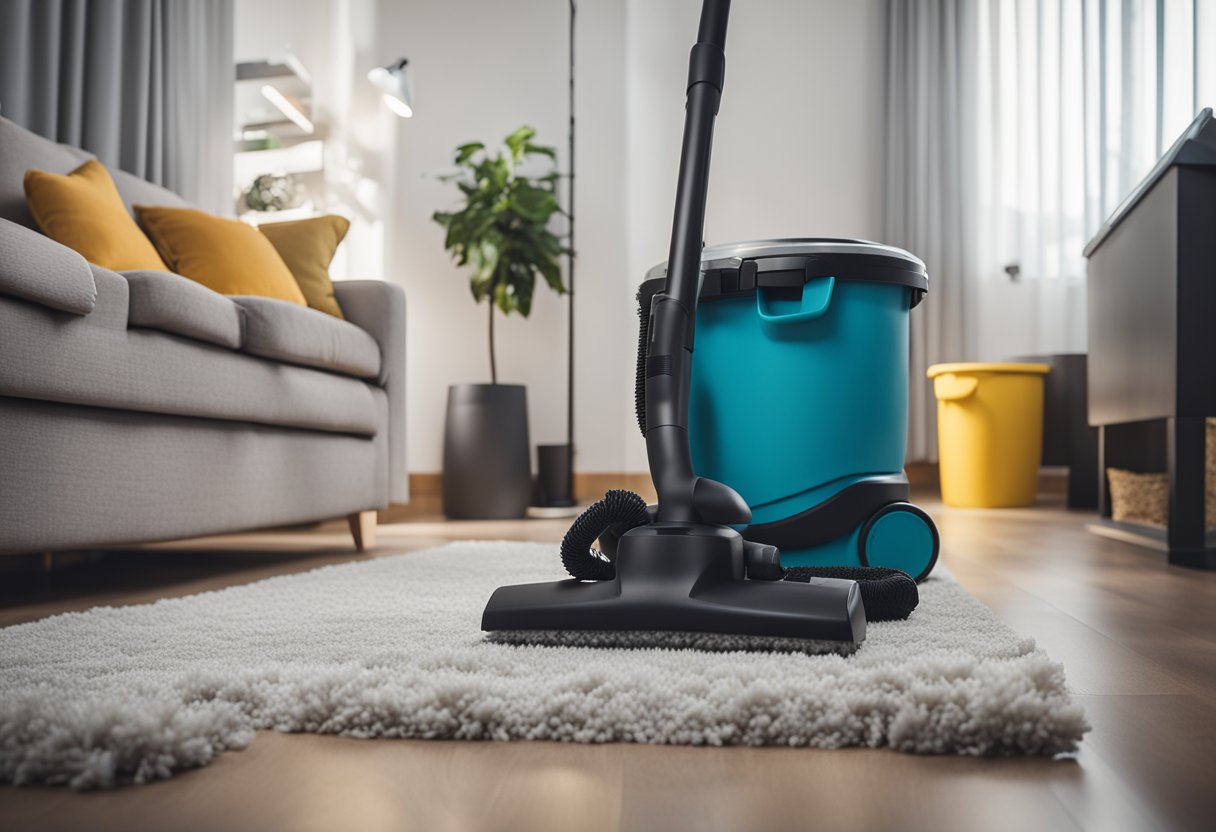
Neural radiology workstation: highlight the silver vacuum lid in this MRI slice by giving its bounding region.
[644,237,927,282]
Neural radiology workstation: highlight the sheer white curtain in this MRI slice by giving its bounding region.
[887,0,1216,461]
[984,0,1216,283]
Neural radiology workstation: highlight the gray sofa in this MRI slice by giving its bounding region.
[0,116,406,555]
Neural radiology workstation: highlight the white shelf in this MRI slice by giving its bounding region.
[234,140,325,187]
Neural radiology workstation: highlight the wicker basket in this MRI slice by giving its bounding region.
[1106,418,1216,528]
[1107,468,1169,527]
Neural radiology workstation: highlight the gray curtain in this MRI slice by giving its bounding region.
[883,0,981,463]
[0,0,234,213]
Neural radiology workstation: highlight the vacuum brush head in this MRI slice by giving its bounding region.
[486,629,861,656]
[481,524,866,654]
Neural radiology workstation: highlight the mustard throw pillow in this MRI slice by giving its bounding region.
[135,205,307,305]
[24,159,169,271]
[257,215,350,318]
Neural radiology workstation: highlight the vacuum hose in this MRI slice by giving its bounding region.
[562,491,920,621]
[560,490,651,581]
[784,565,919,621]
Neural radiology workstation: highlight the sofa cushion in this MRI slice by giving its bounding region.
[123,270,243,350]
[134,205,308,305]
[0,277,379,437]
[24,160,171,271]
[258,215,350,318]
[0,115,92,229]
[234,296,381,380]
[0,218,97,314]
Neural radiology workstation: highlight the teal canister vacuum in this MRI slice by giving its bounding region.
[481,0,924,653]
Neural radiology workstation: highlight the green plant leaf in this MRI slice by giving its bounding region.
[511,185,558,222]
[503,126,537,162]
[536,252,565,295]
[523,142,557,159]
[454,142,485,164]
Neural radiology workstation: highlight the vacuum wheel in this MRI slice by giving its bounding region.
[857,502,939,582]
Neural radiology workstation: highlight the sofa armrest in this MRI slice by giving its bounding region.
[0,218,97,314]
[334,280,407,503]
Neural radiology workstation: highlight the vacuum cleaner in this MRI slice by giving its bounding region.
[482,0,928,654]
[636,240,940,583]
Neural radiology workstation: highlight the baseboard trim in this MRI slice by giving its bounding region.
[386,472,657,522]
[387,467,1062,523]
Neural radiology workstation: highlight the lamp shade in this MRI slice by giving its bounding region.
[368,58,413,118]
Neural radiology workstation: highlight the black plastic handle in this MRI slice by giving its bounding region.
[645,0,747,526]
[665,0,729,310]
[697,0,730,49]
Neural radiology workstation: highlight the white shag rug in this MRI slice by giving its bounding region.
[0,541,1088,789]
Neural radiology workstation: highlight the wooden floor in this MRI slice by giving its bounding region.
[2,494,1215,832]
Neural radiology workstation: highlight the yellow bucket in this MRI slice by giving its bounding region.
[926,362,1051,507]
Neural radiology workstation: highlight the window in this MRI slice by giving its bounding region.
[975,0,1216,283]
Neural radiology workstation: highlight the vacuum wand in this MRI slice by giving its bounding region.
[646,0,749,525]
[666,6,727,309]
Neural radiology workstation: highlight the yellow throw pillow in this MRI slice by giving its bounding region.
[135,205,307,305]
[257,215,350,318]
[24,159,169,271]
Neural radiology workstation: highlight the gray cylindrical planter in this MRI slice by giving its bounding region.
[442,383,531,519]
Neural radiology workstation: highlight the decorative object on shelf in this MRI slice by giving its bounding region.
[242,173,303,213]
[433,126,567,519]
[237,134,283,153]
[369,58,413,118]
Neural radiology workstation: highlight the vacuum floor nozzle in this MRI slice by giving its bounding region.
[482,524,866,654]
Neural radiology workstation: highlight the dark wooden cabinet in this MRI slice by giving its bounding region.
[1084,111,1216,569]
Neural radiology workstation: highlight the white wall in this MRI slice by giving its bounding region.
[235,0,888,476]
[374,0,631,474]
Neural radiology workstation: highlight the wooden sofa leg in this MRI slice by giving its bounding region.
[348,511,378,553]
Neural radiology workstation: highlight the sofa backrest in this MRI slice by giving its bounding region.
[0,115,189,230]
[109,165,190,214]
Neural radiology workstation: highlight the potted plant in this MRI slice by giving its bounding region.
[433,126,567,519]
